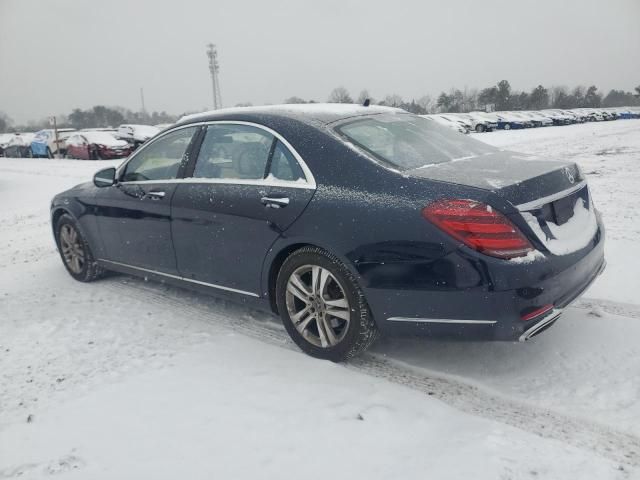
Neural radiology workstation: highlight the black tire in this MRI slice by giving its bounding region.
[46,147,53,159]
[475,124,485,133]
[55,214,105,282]
[276,246,378,361]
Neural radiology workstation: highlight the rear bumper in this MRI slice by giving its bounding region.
[362,226,605,341]
[99,149,130,159]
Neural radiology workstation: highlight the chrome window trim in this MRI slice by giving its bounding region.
[386,317,497,325]
[118,177,315,190]
[116,120,316,189]
[115,123,199,179]
[516,181,586,212]
[98,259,260,298]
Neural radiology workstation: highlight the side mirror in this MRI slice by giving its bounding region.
[94,167,116,187]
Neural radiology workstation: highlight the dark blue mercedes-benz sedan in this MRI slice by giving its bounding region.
[50,104,605,361]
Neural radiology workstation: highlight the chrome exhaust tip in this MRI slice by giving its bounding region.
[519,308,563,342]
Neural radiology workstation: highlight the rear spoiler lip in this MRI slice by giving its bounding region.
[515,181,587,212]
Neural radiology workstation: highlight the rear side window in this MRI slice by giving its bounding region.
[268,141,305,182]
[122,127,196,182]
[193,124,273,180]
[336,114,496,170]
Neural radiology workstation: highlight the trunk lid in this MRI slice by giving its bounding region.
[407,151,599,256]
[406,150,582,206]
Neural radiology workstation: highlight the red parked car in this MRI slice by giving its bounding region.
[65,131,132,160]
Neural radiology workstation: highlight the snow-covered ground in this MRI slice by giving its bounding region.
[1,121,640,479]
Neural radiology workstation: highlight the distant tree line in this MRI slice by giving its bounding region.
[434,81,640,113]
[2,83,640,133]
[0,106,178,133]
[288,82,640,115]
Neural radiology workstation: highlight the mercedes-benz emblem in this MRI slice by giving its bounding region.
[563,166,575,184]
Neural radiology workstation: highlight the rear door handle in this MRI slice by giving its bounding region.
[145,190,166,200]
[261,196,290,208]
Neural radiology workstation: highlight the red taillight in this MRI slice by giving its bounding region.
[422,199,533,259]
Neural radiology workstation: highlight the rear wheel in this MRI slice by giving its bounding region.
[276,247,378,361]
[55,214,105,282]
[475,124,485,133]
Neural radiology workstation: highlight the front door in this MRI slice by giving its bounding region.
[171,123,315,296]
[94,126,199,274]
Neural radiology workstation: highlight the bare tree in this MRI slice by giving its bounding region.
[328,87,353,104]
[284,96,307,104]
[380,94,404,107]
[356,89,372,105]
[417,95,435,113]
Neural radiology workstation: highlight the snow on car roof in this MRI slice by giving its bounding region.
[179,103,404,125]
[81,131,126,145]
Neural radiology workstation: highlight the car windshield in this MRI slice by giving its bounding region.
[336,114,496,170]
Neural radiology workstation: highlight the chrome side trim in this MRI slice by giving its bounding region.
[116,120,316,189]
[518,308,562,342]
[386,317,497,325]
[98,259,260,298]
[516,181,586,211]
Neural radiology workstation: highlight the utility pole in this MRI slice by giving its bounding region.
[49,116,60,159]
[206,43,222,110]
[140,87,146,113]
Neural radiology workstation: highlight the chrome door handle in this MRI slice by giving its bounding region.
[261,196,290,208]
[146,191,166,199]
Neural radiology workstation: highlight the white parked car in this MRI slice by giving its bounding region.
[455,112,498,132]
[115,124,160,148]
[422,115,469,134]
[521,111,554,127]
[2,133,36,157]
[0,133,13,156]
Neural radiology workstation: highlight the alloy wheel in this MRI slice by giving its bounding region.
[59,224,85,274]
[285,264,351,348]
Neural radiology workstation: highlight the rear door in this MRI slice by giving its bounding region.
[171,122,315,296]
[94,126,199,274]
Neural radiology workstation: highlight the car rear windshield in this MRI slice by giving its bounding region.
[336,114,496,170]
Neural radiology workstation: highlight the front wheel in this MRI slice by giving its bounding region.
[504,123,511,130]
[55,214,105,282]
[475,124,485,133]
[276,247,378,361]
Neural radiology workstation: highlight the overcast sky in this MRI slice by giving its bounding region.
[1,0,639,124]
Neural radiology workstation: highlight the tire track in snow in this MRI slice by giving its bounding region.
[350,355,640,468]
[574,298,640,320]
[104,277,640,468]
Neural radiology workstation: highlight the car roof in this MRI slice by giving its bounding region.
[177,103,405,127]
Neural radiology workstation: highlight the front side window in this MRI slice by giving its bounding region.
[122,127,196,182]
[336,114,496,170]
[193,124,273,180]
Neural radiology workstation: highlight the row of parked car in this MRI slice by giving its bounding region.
[1,106,639,158]
[424,107,640,134]
[0,123,172,159]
